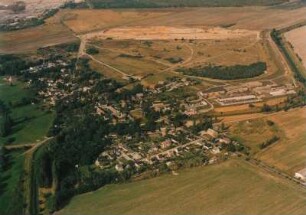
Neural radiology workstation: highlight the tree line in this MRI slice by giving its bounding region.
[271,29,306,86]
[177,62,266,80]
[88,0,286,9]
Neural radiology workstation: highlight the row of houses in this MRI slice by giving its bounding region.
[95,127,237,172]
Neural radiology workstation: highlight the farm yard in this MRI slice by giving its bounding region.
[59,159,306,215]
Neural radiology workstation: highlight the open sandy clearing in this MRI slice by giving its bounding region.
[285,25,306,69]
[90,26,259,40]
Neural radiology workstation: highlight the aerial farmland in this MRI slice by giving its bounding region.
[0,1,306,215]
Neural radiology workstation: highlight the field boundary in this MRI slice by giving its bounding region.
[271,22,306,84]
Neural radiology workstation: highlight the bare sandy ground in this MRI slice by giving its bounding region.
[285,26,306,69]
[0,0,68,23]
[86,26,259,41]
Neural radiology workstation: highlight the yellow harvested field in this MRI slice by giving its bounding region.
[89,26,259,40]
[0,18,77,54]
[226,108,306,174]
[59,159,306,215]
[285,26,306,69]
[256,108,306,174]
[58,6,306,34]
[59,9,170,34]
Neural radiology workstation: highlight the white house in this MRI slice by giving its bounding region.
[294,168,306,181]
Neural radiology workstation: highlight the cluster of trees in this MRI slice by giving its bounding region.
[261,103,273,112]
[166,57,183,64]
[178,62,267,80]
[59,42,80,53]
[86,47,99,55]
[259,135,280,149]
[173,151,208,169]
[224,142,245,152]
[190,116,213,134]
[118,53,143,59]
[0,100,13,138]
[142,101,160,131]
[0,55,28,76]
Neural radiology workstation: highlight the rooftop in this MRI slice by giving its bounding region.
[296,168,306,177]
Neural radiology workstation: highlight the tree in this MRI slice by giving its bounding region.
[86,47,99,55]
[0,114,13,137]
[261,104,272,112]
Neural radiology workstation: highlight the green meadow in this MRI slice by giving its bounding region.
[0,78,54,146]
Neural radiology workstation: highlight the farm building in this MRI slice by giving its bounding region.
[206,129,219,139]
[217,95,260,106]
[294,168,306,181]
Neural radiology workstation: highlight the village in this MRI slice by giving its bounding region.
[12,57,245,175]
[95,126,241,173]
[5,52,304,184]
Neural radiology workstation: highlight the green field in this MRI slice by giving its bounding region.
[0,78,54,146]
[0,78,55,215]
[0,150,25,215]
[60,159,306,215]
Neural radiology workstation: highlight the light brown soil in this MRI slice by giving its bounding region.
[91,26,259,40]
[285,26,306,69]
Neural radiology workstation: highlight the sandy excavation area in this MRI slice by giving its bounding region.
[285,26,306,69]
[87,26,259,41]
[0,0,68,23]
